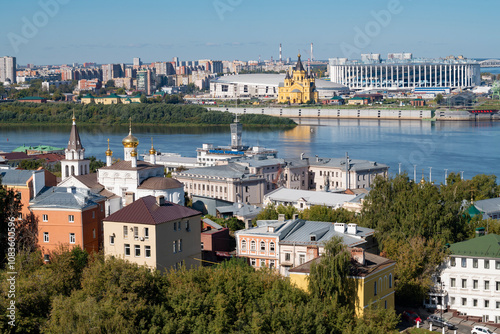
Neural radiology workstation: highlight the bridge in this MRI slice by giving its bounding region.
[479,59,500,67]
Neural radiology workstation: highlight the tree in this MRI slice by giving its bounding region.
[88,156,105,173]
[0,181,22,264]
[106,80,115,88]
[116,87,125,95]
[434,93,444,104]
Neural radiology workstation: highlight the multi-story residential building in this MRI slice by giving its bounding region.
[436,234,500,325]
[103,195,202,271]
[78,79,102,91]
[0,56,16,84]
[235,217,376,276]
[29,186,106,260]
[289,248,396,316]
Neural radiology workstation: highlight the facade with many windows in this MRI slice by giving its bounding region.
[103,195,202,271]
[438,234,500,324]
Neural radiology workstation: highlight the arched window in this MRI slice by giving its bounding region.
[71,166,75,176]
[65,165,69,178]
[389,274,393,288]
[241,239,247,251]
[270,242,275,252]
[250,240,256,251]
[260,241,265,251]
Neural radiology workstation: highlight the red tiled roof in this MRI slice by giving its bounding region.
[32,153,64,163]
[137,177,183,190]
[104,195,201,225]
[0,152,32,160]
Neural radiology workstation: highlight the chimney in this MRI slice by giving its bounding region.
[475,227,485,238]
[293,214,299,220]
[156,195,165,206]
[334,223,346,233]
[351,248,365,266]
[307,245,319,259]
[67,186,76,194]
[347,223,358,235]
[278,214,285,222]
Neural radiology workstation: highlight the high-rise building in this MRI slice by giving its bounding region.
[133,57,142,66]
[0,56,17,84]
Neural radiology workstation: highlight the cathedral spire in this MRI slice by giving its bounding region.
[67,111,83,151]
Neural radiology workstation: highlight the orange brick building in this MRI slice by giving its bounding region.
[29,186,106,260]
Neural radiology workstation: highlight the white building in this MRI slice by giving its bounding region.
[437,234,500,324]
[210,74,348,100]
[263,187,357,211]
[330,56,480,90]
[0,56,16,84]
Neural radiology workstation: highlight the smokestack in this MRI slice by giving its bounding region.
[310,43,314,62]
[279,43,282,63]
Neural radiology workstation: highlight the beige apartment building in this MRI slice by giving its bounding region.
[103,195,202,271]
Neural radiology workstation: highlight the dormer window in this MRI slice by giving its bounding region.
[310,235,316,241]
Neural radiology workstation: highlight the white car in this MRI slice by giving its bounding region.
[471,325,493,334]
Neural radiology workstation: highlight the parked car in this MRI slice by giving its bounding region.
[402,310,423,325]
[472,325,493,334]
[426,315,457,330]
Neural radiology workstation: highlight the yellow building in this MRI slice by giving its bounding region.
[278,54,319,104]
[81,93,142,105]
[289,248,395,316]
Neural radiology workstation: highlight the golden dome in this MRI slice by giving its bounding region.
[149,137,156,155]
[105,138,113,156]
[122,121,139,148]
[130,150,137,157]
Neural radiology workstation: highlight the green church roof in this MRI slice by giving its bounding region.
[450,234,500,259]
[467,204,482,217]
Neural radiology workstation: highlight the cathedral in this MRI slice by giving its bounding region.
[278,54,319,104]
[59,117,184,216]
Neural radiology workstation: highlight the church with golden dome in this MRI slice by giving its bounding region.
[59,117,185,215]
[278,54,319,104]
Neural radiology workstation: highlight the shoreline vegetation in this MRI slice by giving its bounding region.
[0,102,297,127]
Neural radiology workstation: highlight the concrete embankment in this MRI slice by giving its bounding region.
[209,107,500,121]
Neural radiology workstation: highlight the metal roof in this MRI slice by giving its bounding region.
[450,234,500,259]
[265,187,357,207]
[176,163,259,180]
[0,169,37,186]
[309,157,388,172]
[473,198,500,214]
[29,186,105,210]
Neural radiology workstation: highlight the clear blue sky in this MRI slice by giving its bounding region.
[0,0,497,65]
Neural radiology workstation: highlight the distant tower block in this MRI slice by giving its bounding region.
[231,115,242,149]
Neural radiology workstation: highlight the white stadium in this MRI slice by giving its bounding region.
[210,74,349,99]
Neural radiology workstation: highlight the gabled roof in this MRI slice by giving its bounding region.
[29,186,105,210]
[450,234,500,259]
[0,152,32,160]
[0,169,36,186]
[104,196,201,225]
[473,197,500,214]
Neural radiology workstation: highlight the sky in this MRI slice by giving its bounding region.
[0,0,498,65]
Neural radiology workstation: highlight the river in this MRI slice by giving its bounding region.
[1,118,499,184]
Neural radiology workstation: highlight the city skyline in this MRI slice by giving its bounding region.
[0,0,498,65]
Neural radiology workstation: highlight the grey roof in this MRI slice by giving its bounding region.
[29,186,105,210]
[211,74,347,90]
[236,219,374,248]
[67,120,83,151]
[0,169,37,186]
[176,163,259,180]
[265,187,357,207]
[474,198,500,214]
[216,202,262,219]
[203,218,223,230]
[295,55,305,72]
[309,157,389,172]
[99,160,160,171]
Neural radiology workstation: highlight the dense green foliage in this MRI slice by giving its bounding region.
[0,103,296,127]
[203,215,244,232]
[0,249,399,333]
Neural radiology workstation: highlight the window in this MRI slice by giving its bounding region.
[497,301,500,309]
[485,281,490,290]
[43,254,50,262]
[145,246,151,258]
[485,259,490,269]
[462,298,467,306]
[178,239,182,252]
[134,227,139,240]
[250,258,256,266]
[93,229,96,239]
[473,280,478,289]
[173,240,177,253]
[450,257,456,267]
[18,213,22,220]
[69,233,75,244]
[285,253,291,262]
[110,235,115,245]
[43,214,48,222]
[201,242,204,250]
[461,257,467,268]
[174,222,177,231]
[260,241,266,251]
[473,299,478,307]
[496,281,500,291]
[485,300,489,308]
[92,211,95,219]
[270,242,275,252]
[43,232,49,243]
[473,259,478,268]
[68,215,74,223]
[124,244,130,256]
[450,297,455,305]
[135,245,140,257]
[270,260,275,268]
[144,227,149,240]
[389,274,393,288]
[462,279,467,288]
[250,241,256,251]
[260,259,266,267]
[496,261,500,269]
[185,221,190,231]
[299,254,306,265]
[123,226,128,238]
[241,240,247,251]
[450,278,456,287]
[374,282,377,296]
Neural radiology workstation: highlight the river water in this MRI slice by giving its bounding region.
[0,118,499,184]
